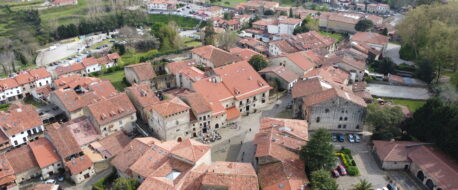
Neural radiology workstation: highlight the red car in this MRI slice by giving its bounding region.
[331,169,340,177]
[337,165,347,175]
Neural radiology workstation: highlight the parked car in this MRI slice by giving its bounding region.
[355,134,361,143]
[331,134,337,142]
[348,133,355,143]
[331,169,340,177]
[337,134,345,142]
[337,165,347,175]
[45,179,56,184]
[386,184,398,190]
[376,188,389,190]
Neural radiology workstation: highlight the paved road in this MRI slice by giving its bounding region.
[366,83,431,100]
[385,43,415,66]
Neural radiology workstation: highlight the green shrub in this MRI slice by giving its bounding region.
[347,166,359,176]
[339,147,352,155]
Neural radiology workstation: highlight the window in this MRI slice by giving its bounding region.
[339,117,343,121]
[325,109,329,113]
[23,137,26,142]
[316,117,320,123]
[14,141,18,146]
[343,125,347,128]
[356,125,360,129]
[344,117,348,121]
[338,125,341,128]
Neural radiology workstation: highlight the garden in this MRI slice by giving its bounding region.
[335,148,359,176]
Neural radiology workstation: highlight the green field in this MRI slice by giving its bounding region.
[147,14,202,29]
[183,37,202,47]
[99,70,129,91]
[319,31,344,42]
[39,0,94,25]
[210,0,247,8]
[383,98,426,112]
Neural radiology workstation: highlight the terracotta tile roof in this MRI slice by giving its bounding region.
[178,67,205,81]
[284,50,321,71]
[303,66,349,84]
[191,45,242,67]
[107,53,120,60]
[236,0,279,9]
[53,75,101,89]
[90,131,131,159]
[226,106,241,120]
[0,103,43,136]
[125,62,156,82]
[166,60,199,75]
[289,31,336,50]
[54,62,85,76]
[110,138,158,176]
[28,68,51,79]
[28,138,61,169]
[0,155,16,186]
[259,159,309,190]
[292,78,331,98]
[272,40,298,54]
[0,78,19,91]
[229,47,264,61]
[34,85,52,98]
[364,15,384,25]
[65,155,93,175]
[213,61,271,100]
[5,145,39,174]
[125,84,160,108]
[192,78,233,103]
[45,123,82,159]
[279,17,302,25]
[145,97,190,118]
[0,132,9,146]
[329,13,359,24]
[351,32,389,46]
[388,74,404,83]
[239,37,264,48]
[325,55,366,71]
[178,92,212,115]
[352,81,367,92]
[180,162,259,190]
[302,87,367,107]
[14,72,34,85]
[86,93,136,126]
[259,66,299,83]
[170,139,211,163]
[253,19,278,26]
[64,116,101,147]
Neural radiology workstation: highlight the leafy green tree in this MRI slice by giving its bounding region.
[289,8,294,17]
[112,178,139,190]
[310,169,339,190]
[415,59,435,83]
[381,28,388,36]
[280,11,287,16]
[365,104,404,140]
[351,179,374,190]
[355,19,374,32]
[300,128,336,171]
[248,55,268,71]
[264,9,275,15]
[203,22,216,46]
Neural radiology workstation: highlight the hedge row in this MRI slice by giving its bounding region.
[336,148,360,176]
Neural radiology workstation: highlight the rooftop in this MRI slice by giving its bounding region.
[191,45,242,68]
[28,138,61,169]
[86,93,136,126]
[0,103,43,136]
[259,66,299,83]
[65,155,93,175]
[125,62,156,82]
[145,97,190,118]
[351,32,389,46]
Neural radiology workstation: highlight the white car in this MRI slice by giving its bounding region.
[45,179,56,184]
[376,188,389,190]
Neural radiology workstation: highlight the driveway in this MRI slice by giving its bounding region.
[385,43,415,66]
[366,83,431,100]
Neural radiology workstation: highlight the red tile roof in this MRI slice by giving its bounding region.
[0,78,19,91]
[28,68,51,80]
[213,61,271,100]
[191,45,242,67]
[28,138,61,168]
[5,145,39,174]
[303,66,349,84]
[53,75,102,89]
[178,67,205,81]
[125,62,156,82]
[28,184,57,190]
[90,131,131,159]
[284,51,321,71]
[229,47,264,61]
[45,123,82,159]
[351,32,389,46]
[0,155,15,186]
[325,55,366,71]
[110,138,158,176]
[225,106,241,120]
[166,60,199,75]
[259,159,309,190]
[145,97,190,118]
[0,103,43,136]
[65,116,101,147]
[65,155,93,175]
[54,62,85,76]
[170,139,211,163]
[178,92,212,115]
[259,66,299,83]
[271,40,298,54]
[14,72,34,85]
[125,84,160,108]
[86,93,136,126]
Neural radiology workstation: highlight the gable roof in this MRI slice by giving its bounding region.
[65,155,93,175]
[259,159,309,190]
[86,93,136,126]
[178,92,212,115]
[145,97,191,118]
[170,139,211,163]
[125,84,160,108]
[166,60,199,75]
[90,131,131,159]
[0,103,43,136]
[28,138,61,168]
[229,47,264,61]
[259,66,299,83]
[45,123,82,159]
[0,155,16,186]
[191,45,242,67]
[125,62,156,82]
[351,32,389,46]
[284,51,320,71]
[5,145,39,174]
[110,137,159,175]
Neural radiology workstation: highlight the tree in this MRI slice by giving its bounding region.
[264,9,274,15]
[415,59,435,83]
[310,170,339,190]
[381,28,388,36]
[373,58,396,75]
[293,15,318,34]
[217,31,238,50]
[351,179,374,190]
[248,55,268,71]
[365,104,404,140]
[355,19,374,32]
[112,178,139,190]
[289,8,294,17]
[300,128,336,171]
[203,22,216,46]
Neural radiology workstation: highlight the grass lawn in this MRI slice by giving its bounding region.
[210,0,247,8]
[39,0,90,25]
[279,0,298,6]
[120,49,159,65]
[147,14,202,29]
[383,98,426,112]
[183,37,202,47]
[319,31,344,42]
[99,70,129,91]
[0,104,10,111]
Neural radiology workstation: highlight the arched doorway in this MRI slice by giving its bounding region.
[177,137,182,142]
[426,179,434,190]
[192,133,197,137]
[417,171,425,182]
[202,127,207,133]
[215,124,219,129]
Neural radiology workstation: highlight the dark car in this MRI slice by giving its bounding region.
[387,184,398,190]
[331,169,340,178]
[337,134,345,142]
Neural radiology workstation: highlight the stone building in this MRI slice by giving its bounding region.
[124,62,157,85]
[28,138,63,179]
[125,84,160,121]
[5,145,41,184]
